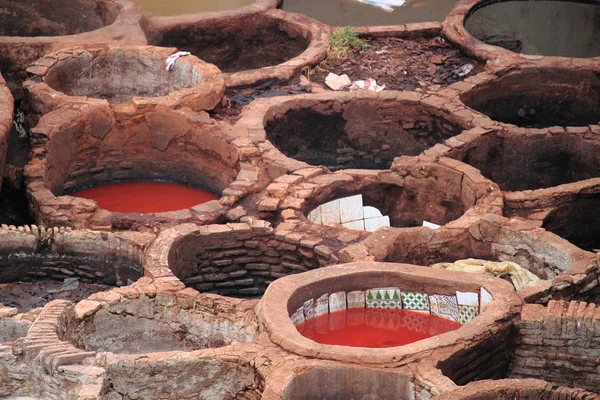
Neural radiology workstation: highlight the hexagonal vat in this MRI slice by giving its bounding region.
[543,196,600,252]
[459,68,600,127]
[464,0,600,58]
[147,12,310,73]
[446,129,600,192]
[0,0,119,37]
[25,106,242,229]
[26,46,222,107]
[0,228,143,312]
[265,94,468,170]
[257,262,521,364]
[67,290,258,354]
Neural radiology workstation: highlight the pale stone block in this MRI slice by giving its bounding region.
[314,293,329,316]
[456,291,479,307]
[423,220,441,229]
[363,206,383,219]
[364,215,391,232]
[319,199,341,226]
[291,307,305,325]
[342,219,365,231]
[329,291,347,313]
[347,291,365,309]
[339,195,363,223]
[307,207,322,224]
[480,287,493,312]
[303,298,315,320]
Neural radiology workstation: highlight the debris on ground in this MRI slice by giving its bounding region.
[313,36,484,92]
[325,72,352,90]
[349,78,386,92]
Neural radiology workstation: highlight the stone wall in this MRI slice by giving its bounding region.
[168,221,336,297]
[509,300,600,392]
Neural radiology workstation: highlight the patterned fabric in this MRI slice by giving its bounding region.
[429,294,460,322]
[458,305,479,324]
[401,291,430,313]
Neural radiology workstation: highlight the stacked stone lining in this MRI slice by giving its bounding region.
[510,300,600,393]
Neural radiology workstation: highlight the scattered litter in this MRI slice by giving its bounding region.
[423,220,441,229]
[47,277,79,294]
[454,63,474,78]
[375,49,389,55]
[349,78,386,92]
[354,0,405,11]
[325,72,352,91]
[165,51,191,71]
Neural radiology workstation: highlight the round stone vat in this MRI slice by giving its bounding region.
[278,158,502,233]
[147,11,310,74]
[25,105,246,229]
[380,213,588,282]
[25,46,223,108]
[263,363,416,400]
[265,93,468,170]
[0,227,144,312]
[445,128,600,192]
[257,262,521,364]
[543,196,600,252]
[104,351,264,399]
[158,221,336,298]
[68,289,258,354]
[0,0,120,37]
[459,68,600,128]
[464,0,600,58]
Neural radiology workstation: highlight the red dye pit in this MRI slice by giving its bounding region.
[296,308,462,348]
[70,181,218,214]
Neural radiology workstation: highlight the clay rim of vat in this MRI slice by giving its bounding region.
[24,45,225,112]
[143,8,331,88]
[232,90,485,177]
[257,262,522,364]
[442,0,600,66]
[0,0,141,43]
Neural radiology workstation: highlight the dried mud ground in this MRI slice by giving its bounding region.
[311,36,484,91]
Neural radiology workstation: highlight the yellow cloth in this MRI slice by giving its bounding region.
[431,258,540,291]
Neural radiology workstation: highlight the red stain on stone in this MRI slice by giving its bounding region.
[296,308,461,348]
[71,181,218,214]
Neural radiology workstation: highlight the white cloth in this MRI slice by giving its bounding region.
[165,51,191,71]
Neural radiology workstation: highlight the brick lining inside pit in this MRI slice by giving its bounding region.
[265,99,465,170]
[64,293,258,354]
[542,196,600,252]
[446,130,600,192]
[281,367,414,400]
[0,0,119,37]
[149,13,310,73]
[0,228,143,313]
[507,301,600,393]
[43,50,202,104]
[459,69,600,128]
[168,225,334,298]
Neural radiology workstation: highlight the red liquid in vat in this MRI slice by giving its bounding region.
[70,181,218,214]
[296,308,462,348]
